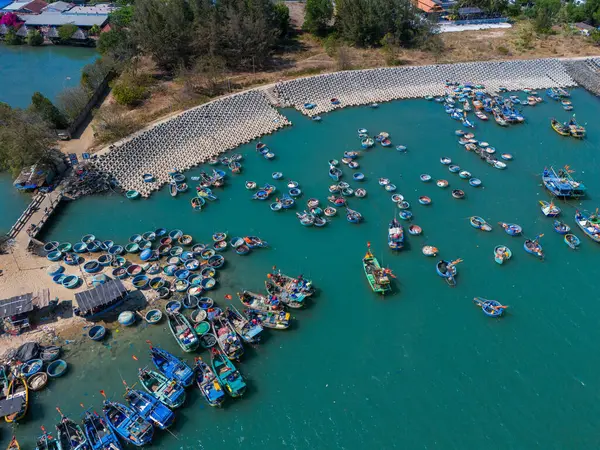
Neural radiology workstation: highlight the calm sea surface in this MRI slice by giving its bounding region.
[4,88,600,449]
[0,45,97,108]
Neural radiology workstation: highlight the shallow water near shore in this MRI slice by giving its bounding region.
[6,89,600,448]
[0,45,98,108]
[0,173,31,234]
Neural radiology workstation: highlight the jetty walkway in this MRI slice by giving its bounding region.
[6,190,64,248]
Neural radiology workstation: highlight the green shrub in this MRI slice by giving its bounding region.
[27,29,44,46]
[112,75,148,106]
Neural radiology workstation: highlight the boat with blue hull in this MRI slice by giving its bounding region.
[138,367,186,409]
[388,218,404,250]
[473,297,506,317]
[56,413,89,450]
[524,235,544,259]
[575,210,600,242]
[542,166,586,198]
[124,388,175,430]
[211,348,246,398]
[436,259,459,287]
[103,400,154,447]
[194,358,226,407]
[150,346,194,388]
[82,410,122,450]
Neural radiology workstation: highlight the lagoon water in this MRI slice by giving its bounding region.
[0,45,97,108]
[5,89,600,449]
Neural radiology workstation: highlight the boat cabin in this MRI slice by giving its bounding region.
[74,279,128,320]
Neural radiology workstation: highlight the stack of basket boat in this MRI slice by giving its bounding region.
[93,91,291,197]
[274,58,577,117]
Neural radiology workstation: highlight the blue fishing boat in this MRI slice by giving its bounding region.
[62,275,80,289]
[150,346,194,388]
[83,260,101,273]
[346,208,362,223]
[398,210,412,220]
[124,388,175,430]
[194,357,226,407]
[329,167,342,181]
[83,410,122,450]
[542,166,586,198]
[436,259,459,287]
[47,360,68,378]
[138,367,186,409]
[388,218,404,250]
[289,187,302,197]
[553,220,570,234]
[469,178,482,187]
[88,325,106,341]
[56,413,88,450]
[473,297,506,317]
[126,190,139,200]
[540,200,561,217]
[499,222,522,236]
[21,359,43,377]
[565,233,581,249]
[103,400,154,447]
[35,429,60,450]
[211,348,246,397]
[574,210,600,242]
[224,307,263,343]
[524,235,544,259]
[73,242,87,253]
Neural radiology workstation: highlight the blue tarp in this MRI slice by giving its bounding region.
[0,0,13,10]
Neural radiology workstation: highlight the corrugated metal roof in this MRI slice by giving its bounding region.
[22,12,108,26]
[0,294,34,319]
[3,1,29,10]
[75,279,127,314]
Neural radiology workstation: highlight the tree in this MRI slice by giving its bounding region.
[272,2,290,38]
[0,104,59,176]
[56,85,90,122]
[304,0,333,35]
[111,72,149,106]
[110,5,134,28]
[89,24,101,36]
[131,0,194,70]
[26,29,44,46]
[58,23,78,42]
[81,58,114,92]
[4,28,21,45]
[193,54,226,95]
[30,92,68,128]
[336,0,435,48]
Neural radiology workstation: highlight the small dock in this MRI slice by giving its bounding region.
[7,190,64,247]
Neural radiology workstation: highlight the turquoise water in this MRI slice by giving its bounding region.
[0,45,97,108]
[0,173,30,234]
[6,89,600,449]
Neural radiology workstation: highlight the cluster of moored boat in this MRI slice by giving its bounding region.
[550,115,586,139]
[455,130,510,171]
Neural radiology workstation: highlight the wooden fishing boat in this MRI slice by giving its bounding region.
[167,311,199,352]
[169,183,178,197]
[540,200,561,217]
[436,260,458,287]
[494,245,512,264]
[499,222,522,236]
[194,358,226,407]
[524,236,544,259]
[418,196,432,205]
[238,290,281,311]
[245,308,290,329]
[212,314,245,360]
[568,116,585,138]
[150,346,194,388]
[436,179,449,188]
[4,376,28,423]
[56,413,88,450]
[35,429,61,450]
[210,348,246,398]
[473,297,506,317]
[470,216,492,231]
[224,307,263,343]
[551,118,570,136]
[346,207,362,223]
[82,410,122,450]
[27,372,48,391]
[6,437,20,450]
[265,279,304,308]
[362,245,392,294]
[138,367,186,409]
[422,246,438,256]
[575,210,600,242]
[553,220,570,234]
[103,400,154,447]
[565,233,581,249]
[124,388,175,430]
[388,218,404,250]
